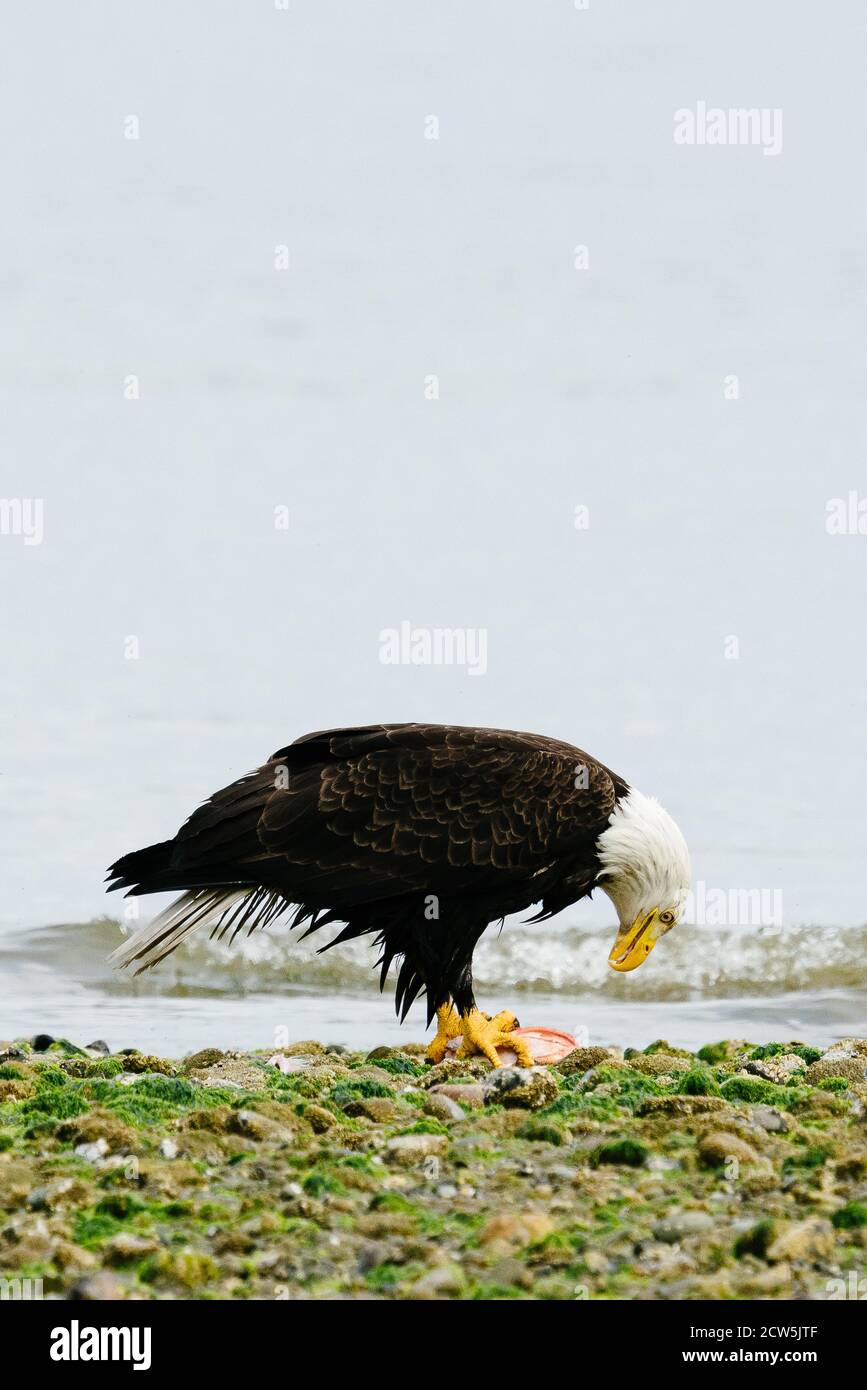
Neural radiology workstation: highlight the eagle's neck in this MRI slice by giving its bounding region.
[593,787,691,926]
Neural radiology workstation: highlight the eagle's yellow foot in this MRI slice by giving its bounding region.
[455,1008,535,1069]
[425,1004,463,1064]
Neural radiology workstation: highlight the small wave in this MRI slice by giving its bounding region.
[4,915,866,1003]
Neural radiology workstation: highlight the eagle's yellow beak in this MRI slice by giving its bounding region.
[608,909,661,973]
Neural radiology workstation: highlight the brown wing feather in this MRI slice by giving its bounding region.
[107,725,628,996]
[111,724,625,907]
[252,724,622,898]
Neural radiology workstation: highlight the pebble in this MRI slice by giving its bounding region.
[105,1233,161,1265]
[384,1134,449,1166]
[228,1110,293,1143]
[698,1131,762,1168]
[343,1097,402,1123]
[629,1053,691,1076]
[349,1066,397,1086]
[646,1155,680,1172]
[555,1046,619,1076]
[486,1257,534,1290]
[357,1241,391,1274]
[482,1066,559,1110]
[766,1219,835,1264]
[303,1104,337,1133]
[74,1138,109,1164]
[422,1093,465,1123]
[4,1030,864,1303]
[823,1038,867,1059]
[430,1083,485,1109]
[477,1211,554,1252]
[743,1054,806,1084]
[27,1178,92,1211]
[636,1244,698,1277]
[737,1263,792,1293]
[637,1095,729,1118]
[67,1272,126,1301]
[183,1048,227,1071]
[749,1104,789,1133]
[406,1265,464,1299]
[278,1040,326,1057]
[805,1058,867,1086]
[117,1053,175,1076]
[652,1211,715,1243]
[420,1058,487,1089]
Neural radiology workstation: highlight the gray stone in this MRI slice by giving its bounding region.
[805,1058,867,1086]
[74,1139,109,1164]
[420,1058,488,1089]
[227,1110,293,1143]
[743,1054,806,1084]
[482,1066,559,1110]
[422,1093,465,1123]
[749,1104,789,1133]
[652,1211,715,1243]
[698,1131,763,1168]
[384,1133,449,1166]
[629,1053,691,1076]
[342,1096,401,1123]
[430,1083,485,1109]
[67,1272,126,1301]
[766,1219,835,1264]
[27,1177,90,1211]
[104,1232,161,1265]
[406,1265,464,1298]
[555,1046,619,1076]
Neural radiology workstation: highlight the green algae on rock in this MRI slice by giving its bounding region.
[1,1035,866,1300]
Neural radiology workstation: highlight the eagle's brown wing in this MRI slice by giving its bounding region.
[170,723,623,901]
[107,724,626,977]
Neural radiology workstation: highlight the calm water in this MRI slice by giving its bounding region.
[1,5,864,1053]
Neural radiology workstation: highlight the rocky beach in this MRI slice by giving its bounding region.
[2,1033,866,1301]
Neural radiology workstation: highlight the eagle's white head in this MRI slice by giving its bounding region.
[594,788,691,972]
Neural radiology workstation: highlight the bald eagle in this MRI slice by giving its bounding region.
[107,724,690,1067]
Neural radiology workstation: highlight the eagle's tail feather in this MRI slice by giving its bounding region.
[109,886,292,975]
[105,840,176,895]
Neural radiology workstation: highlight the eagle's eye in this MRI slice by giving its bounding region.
[658,909,676,926]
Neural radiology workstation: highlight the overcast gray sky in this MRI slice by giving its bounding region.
[2,2,865,931]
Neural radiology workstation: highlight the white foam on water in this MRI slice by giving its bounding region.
[1,918,865,1053]
[5,915,866,1002]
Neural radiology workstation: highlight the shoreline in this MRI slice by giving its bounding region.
[2,1033,866,1300]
